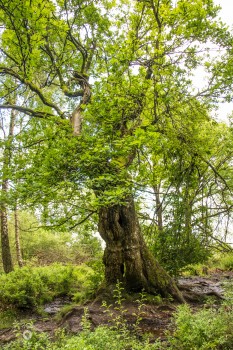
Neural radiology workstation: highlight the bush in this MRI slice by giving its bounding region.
[154,234,210,276]
[0,263,97,309]
[170,304,233,349]
[218,252,233,271]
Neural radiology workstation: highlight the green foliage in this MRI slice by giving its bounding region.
[169,304,233,350]
[101,281,151,337]
[217,252,233,271]
[1,284,161,350]
[2,325,55,350]
[141,120,233,275]
[86,258,105,294]
[180,263,209,277]
[4,210,103,269]
[147,226,210,276]
[53,326,160,350]
[0,309,18,330]
[1,325,161,350]
[0,264,97,309]
[102,281,129,335]
[180,251,233,276]
[1,0,233,304]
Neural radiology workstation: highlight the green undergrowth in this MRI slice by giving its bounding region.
[3,303,233,350]
[169,303,233,349]
[0,263,102,311]
[216,252,233,271]
[1,283,162,350]
[2,280,233,350]
[167,276,233,349]
[180,251,233,276]
[0,326,161,350]
[0,310,19,330]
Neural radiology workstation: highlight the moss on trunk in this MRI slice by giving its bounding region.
[98,196,185,303]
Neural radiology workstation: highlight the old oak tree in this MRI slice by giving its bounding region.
[0,0,233,301]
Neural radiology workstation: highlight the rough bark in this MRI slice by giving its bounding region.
[0,109,16,273]
[14,206,23,268]
[184,185,192,245]
[98,196,185,303]
[0,182,13,273]
[154,183,163,233]
[71,75,91,136]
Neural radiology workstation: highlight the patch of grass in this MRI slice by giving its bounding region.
[0,309,18,330]
[218,252,233,271]
[180,262,210,276]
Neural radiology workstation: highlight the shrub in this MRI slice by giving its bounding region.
[218,252,233,271]
[170,304,233,349]
[0,263,97,309]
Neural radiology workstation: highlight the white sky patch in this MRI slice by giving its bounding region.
[215,0,233,28]
[214,0,233,122]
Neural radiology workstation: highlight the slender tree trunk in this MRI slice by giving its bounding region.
[184,185,192,245]
[14,206,23,268]
[154,184,163,233]
[0,109,16,273]
[98,196,185,302]
[1,181,13,273]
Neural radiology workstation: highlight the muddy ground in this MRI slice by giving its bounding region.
[0,270,232,346]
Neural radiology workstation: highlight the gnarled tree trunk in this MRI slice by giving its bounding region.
[98,196,184,302]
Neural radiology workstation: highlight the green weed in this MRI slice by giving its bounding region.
[169,303,233,349]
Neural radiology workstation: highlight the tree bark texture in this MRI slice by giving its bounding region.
[0,109,16,273]
[14,206,23,268]
[0,182,13,273]
[154,183,163,233]
[98,196,185,302]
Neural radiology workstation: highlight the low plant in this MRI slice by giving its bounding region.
[0,263,96,310]
[0,309,18,330]
[169,303,233,349]
[1,306,162,350]
[102,281,129,336]
[218,252,233,271]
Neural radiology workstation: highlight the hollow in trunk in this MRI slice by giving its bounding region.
[98,196,184,302]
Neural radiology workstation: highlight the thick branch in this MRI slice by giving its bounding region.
[71,80,91,136]
[0,67,63,116]
[0,104,55,118]
[63,88,84,98]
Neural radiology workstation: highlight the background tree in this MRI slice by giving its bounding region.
[0,108,16,273]
[141,119,233,274]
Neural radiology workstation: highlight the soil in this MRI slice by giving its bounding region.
[0,270,232,347]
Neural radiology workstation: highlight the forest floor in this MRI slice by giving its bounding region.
[0,269,232,346]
